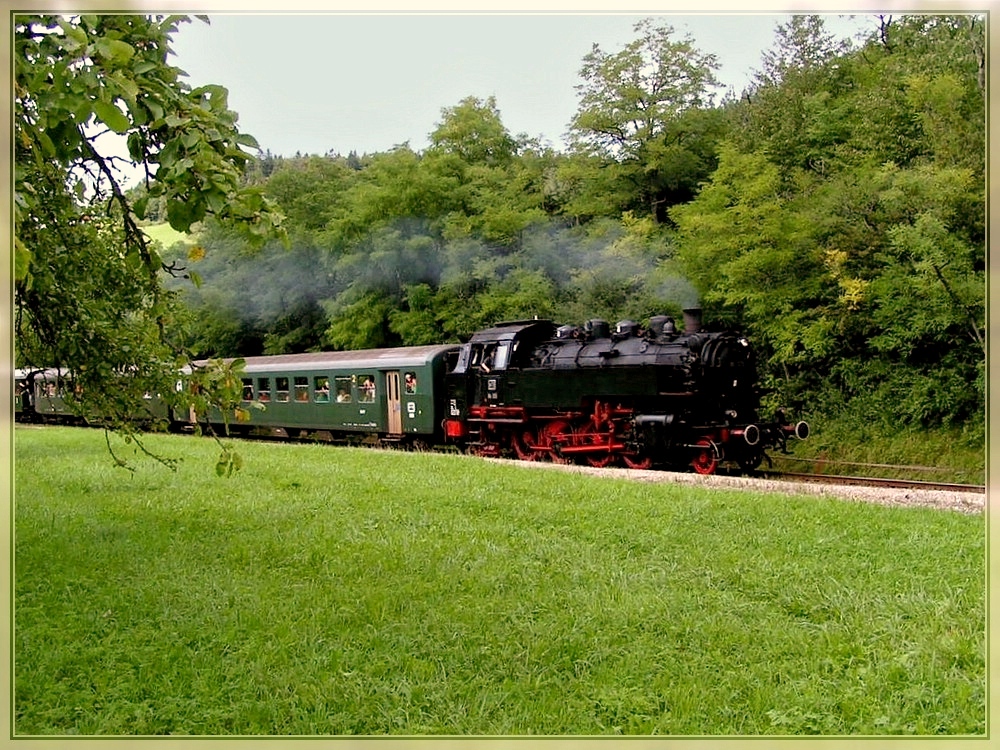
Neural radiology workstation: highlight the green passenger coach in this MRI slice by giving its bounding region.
[197,345,460,443]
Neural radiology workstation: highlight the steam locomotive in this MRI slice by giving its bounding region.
[443,308,808,474]
[14,309,807,474]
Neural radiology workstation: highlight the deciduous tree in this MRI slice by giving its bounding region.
[566,18,724,222]
[14,14,284,469]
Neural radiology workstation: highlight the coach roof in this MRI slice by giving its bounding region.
[199,345,459,374]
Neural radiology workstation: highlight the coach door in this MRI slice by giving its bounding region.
[385,371,402,434]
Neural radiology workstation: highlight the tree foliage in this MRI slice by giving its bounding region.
[14,14,284,467]
[672,14,984,427]
[564,19,725,223]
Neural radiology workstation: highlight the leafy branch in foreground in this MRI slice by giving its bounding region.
[13,13,285,471]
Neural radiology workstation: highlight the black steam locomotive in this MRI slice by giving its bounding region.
[443,308,808,473]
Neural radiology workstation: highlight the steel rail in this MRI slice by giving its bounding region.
[759,471,986,494]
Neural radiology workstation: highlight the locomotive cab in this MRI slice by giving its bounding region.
[445,320,556,442]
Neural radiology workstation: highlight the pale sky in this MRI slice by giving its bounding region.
[166,12,878,158]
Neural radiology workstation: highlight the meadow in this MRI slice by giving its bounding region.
[142,222,191,251]
[13,426,985,736]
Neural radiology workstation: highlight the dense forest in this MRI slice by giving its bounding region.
[149,15,985,440]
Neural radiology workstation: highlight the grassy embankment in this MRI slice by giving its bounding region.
[771,414,985,485]
[13,426,984,736]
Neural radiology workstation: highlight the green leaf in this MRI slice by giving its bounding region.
[181,130,201,150]
[133,195,149,220]
[166,196,205,232]
[204,188,227,214]
[14,238,32,281]
[107,71,140,103]
[93,99,130,134]
[235,132,260,149]
[132,60,157,75]
[56,18,88,52]
[34,129,56,158]
[146,100,164,122]
[95,38,135,66]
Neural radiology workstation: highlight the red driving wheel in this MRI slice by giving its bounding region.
[691,438,719,475]
[578,422,615,468]
[538,419,571,464]
[623,454,653,470]
[512,429,540,461]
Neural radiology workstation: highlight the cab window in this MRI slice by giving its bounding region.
[494,341,511,371]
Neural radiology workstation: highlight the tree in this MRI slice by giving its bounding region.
[672,14,985,427]
[733,15,864,173]
[566,19,724,222]
[754,14,851,87]
[429,95,517,167]
[14,14,284,469]
[427,97,549,247]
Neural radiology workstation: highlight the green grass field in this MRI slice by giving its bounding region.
[13,426,985,736]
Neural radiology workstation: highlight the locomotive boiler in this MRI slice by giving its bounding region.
[444,309,808,473]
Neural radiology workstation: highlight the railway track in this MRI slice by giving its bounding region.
[757,471,986,495]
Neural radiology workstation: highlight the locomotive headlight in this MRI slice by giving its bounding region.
[739,337,749,347]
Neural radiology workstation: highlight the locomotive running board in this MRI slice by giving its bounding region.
[466,417,527,424]
[467,405,527,423]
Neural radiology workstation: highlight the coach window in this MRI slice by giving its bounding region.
[294,376,309,403]
[257,377,271,402]
[314,376,331,403]
[359,374,376,403]
[275,377,290,403]
[241,378,254,402]
[335,376,352,403]
[404,372,417,394]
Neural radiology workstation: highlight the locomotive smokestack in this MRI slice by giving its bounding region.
[682,307,703,334]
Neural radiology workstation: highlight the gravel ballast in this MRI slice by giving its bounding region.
[487,458,986,515]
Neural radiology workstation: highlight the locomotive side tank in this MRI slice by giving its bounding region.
[445,310,808,473]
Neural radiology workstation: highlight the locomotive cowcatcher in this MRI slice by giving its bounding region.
[443,308,808,474]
